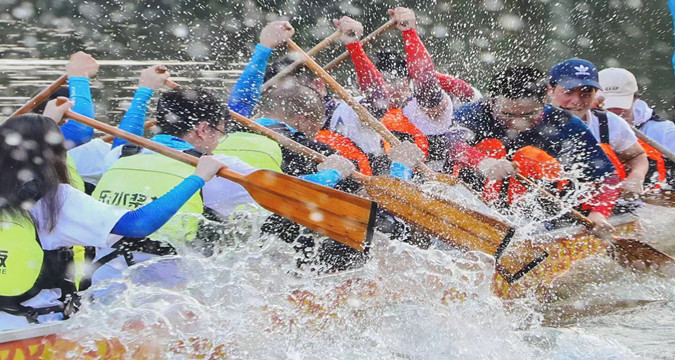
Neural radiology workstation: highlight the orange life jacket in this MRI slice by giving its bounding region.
[381,108,429,158]
[593,109,667,189]
[470,139,565,205]
[315,129,373,176]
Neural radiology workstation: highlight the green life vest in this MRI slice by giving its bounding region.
[66,154,86,192]
[214,132,283,172]
[92,152,203,242]
[0,216,43,299]
[0,215,76,318]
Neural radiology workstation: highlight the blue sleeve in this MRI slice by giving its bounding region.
[299,169,342,188]
[390,162,414,180]
[228,44,274,117]
[111,175,205,237]
[60,76,95,147]
[112,87,154,148]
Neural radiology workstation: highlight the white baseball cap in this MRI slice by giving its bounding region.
[598,68,638,109]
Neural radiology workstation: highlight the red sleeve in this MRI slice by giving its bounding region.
[435,73,475,101]
[346,41,390,112]
[448,140,488,168]
[402,28,444,109]
[586,175,621,217]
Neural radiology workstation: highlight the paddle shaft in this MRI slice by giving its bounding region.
[102,119,157,143]
[631,125,675,163]
[8,74,68,119]
[229,110,370,181]
[285,39,454,184]
[323,20,395,71]
[261,30,342,93]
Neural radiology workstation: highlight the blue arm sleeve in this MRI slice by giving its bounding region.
[112,87,154,148]
[299,169,342,188]
[390,162,414,180]
[111,175,205,237]
[228,44,273,117]
[60,76,95,148]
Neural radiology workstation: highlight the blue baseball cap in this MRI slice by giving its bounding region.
[548,58,601,90]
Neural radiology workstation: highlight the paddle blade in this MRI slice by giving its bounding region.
[611,236,675,270]
[239,170,376,251]
[364,176,512,255]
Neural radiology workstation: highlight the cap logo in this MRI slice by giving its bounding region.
[574,65,590,76]
[604,86,620,91]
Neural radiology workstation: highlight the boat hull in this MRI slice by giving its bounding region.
[492,215,640,300]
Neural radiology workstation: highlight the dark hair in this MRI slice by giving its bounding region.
[373,50,408,79]
[488,66,547,101]
[0,114,70,231]
[156,87,229,137]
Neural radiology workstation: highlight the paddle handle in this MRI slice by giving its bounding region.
[323,20,395,71]
[102,119,157,143]
[631,125,675,163]
[58,103,245,183]
[261,30,342,92]
[285,39,456,185]
[9,74,68,118]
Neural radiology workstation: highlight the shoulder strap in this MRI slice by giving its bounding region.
[121,144,143,157]
[592,109,610,144]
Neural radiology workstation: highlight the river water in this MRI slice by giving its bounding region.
[1,0,675,359]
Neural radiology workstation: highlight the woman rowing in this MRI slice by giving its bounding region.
[0,99,227,330]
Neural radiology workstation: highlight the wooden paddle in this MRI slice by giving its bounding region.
[515,173,674,269]
[261,30,342,93]
[102,120,157,143]
[8,74,68,118]
[323,20,395,71]
[285,39,458,186]
[59,102,376,251]
[631,125,675,163]
[228,110,551,282]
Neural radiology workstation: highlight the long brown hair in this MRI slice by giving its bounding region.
[0,114,70,231]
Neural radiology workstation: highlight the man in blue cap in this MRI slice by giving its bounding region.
[548,58,648,195]
[450,66,620,232]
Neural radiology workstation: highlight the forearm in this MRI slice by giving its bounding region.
[402,28,444,109]
[112,87,154,148]
[111,175,205,237]
[228,44,273,117]
[346,41,390,115]
[61,76,95,147]
[624,153,649,181]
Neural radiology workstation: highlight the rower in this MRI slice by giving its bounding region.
[450,66,621,232]
[598,67,675,189]
[549,58,649,197]
[0,100,225,330]
[326,8,477,172]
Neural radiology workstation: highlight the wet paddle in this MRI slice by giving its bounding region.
[323,20,395,71]
[7,74,68,119]
[516,173,674,270]
[228,111,521,257]
[261,30,342,92]
[102,119,157,143]
[59,103,376,251]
